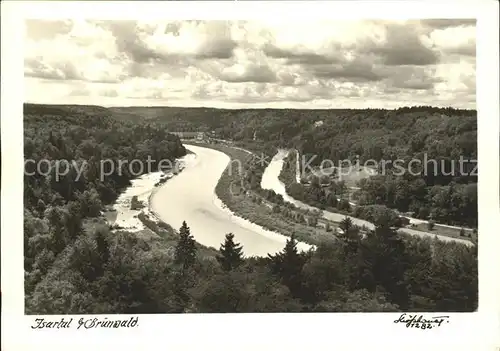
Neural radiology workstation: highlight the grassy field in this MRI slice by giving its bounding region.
[187,142,338,247]
[311,166,377,188]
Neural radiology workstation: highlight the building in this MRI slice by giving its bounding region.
[171,131,205,140]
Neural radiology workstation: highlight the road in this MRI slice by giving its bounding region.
[264,150,474,246]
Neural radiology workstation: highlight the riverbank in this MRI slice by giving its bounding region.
[105,171,166,233]
[104,154,220,258]
[147,144,312,256]
[278,149,475,246]
[106,155,193,231]
[186,142,335,247]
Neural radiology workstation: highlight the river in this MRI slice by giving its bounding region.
[150,145,313,257]
[261,149,474,247]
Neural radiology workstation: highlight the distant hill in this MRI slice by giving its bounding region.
[24,103,110,117]
[108,106,215,120]
[107,106,231,129]
[22,102,478,226]
[24,104,477,159]
[23,103,115,129]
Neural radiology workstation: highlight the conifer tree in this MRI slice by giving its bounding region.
[268,234,307,297]
[427,220,435,231]
[174,221,197,269]
[216,233,244,271]
[95,227,110,266]
[325,222,332,232]
[340,216,353,234]
[362,223,410,309]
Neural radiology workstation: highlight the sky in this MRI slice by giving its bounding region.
[24,19,476,109]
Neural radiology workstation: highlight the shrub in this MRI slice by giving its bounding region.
[130,196,144,210]
[427,220,435,231]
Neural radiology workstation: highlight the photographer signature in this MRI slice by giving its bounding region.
[394,313,450,330]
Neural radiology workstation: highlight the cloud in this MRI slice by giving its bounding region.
[263,44,342,65]
[25,20,73,40]
[384,66,443,90]
[429,25,476,57]
[434,58,476,94]
[24,19,476,109]
[24,57,79,81]
[192,80,337,103]
[420,19,476,30]
[25,20,129,83]
[68,87,91,97]
[219,63,277,83]
[368,23,440,66]
[306,59,383,82]
[93,20,237,64]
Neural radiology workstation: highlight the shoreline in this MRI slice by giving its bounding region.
[211,189,314,252]
[108,156,192,233]
[191,143,339,246]
[146,154,195,227]
[278,149,475,246]
[188,145,314,252]
[113,141,472,254]
[149,144,313,256]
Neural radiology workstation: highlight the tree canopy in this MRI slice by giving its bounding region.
[24,104,477,314]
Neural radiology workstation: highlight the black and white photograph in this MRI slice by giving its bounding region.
[2,1,500,350]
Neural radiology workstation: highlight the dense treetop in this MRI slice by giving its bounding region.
[23,103,477,314]
[24,103,186,304]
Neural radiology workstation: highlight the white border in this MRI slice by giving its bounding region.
[2,1,499,350]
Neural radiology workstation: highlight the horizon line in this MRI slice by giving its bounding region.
[23,102,478,112]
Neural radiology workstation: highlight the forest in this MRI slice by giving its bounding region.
[27,218,477,314]
[24,104,186,303]
[23,104,478,313]
[111,105,477,227]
